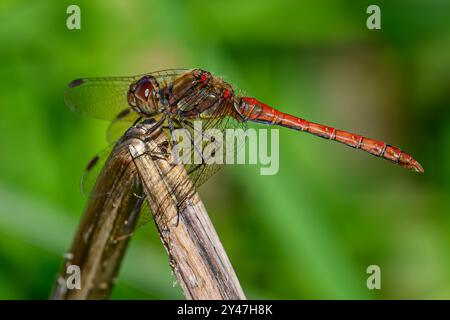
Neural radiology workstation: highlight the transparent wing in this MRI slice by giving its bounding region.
[81,144,116,197]
[133,101,247,230]
[64,69,189,121]
[183,114,247,189]
[135,200,153,229]
[106,109,141,144]
[82,143,153,233]
[82,109,141,197]
[79,76,248,231]
[85,114,247,231]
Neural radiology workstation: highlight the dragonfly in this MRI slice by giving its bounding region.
[65,68,424,228]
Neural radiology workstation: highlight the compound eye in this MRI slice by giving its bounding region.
[134,78,153,102]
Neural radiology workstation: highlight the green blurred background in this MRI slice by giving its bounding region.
[0,0,449,299]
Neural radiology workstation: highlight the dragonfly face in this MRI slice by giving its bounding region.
[127,69,219,117]
[127,76,161,116]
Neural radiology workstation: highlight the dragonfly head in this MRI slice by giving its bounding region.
[128,76,159,115]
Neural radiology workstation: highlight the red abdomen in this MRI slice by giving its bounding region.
[237,97,424,173]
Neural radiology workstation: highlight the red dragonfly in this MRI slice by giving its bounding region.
[65,68,423,227]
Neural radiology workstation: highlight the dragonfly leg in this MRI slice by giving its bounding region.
[167,117,179,147]
[144,114,166,135]
[132,116,143,127]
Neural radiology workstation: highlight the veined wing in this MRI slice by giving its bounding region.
[64,69,189,121]
[106,109,142,144]
[134,114,248,231]
[81,90,247,232]
[81,143,117,197]
[83,118,247,232]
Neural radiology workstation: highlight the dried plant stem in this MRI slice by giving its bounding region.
[51,127,146,300]
[51,119,245,300]
[130,122,245,299]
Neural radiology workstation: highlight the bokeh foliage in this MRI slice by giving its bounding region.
[0,0,449,299]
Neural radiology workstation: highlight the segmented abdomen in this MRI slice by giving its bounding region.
[238,97,424,173]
